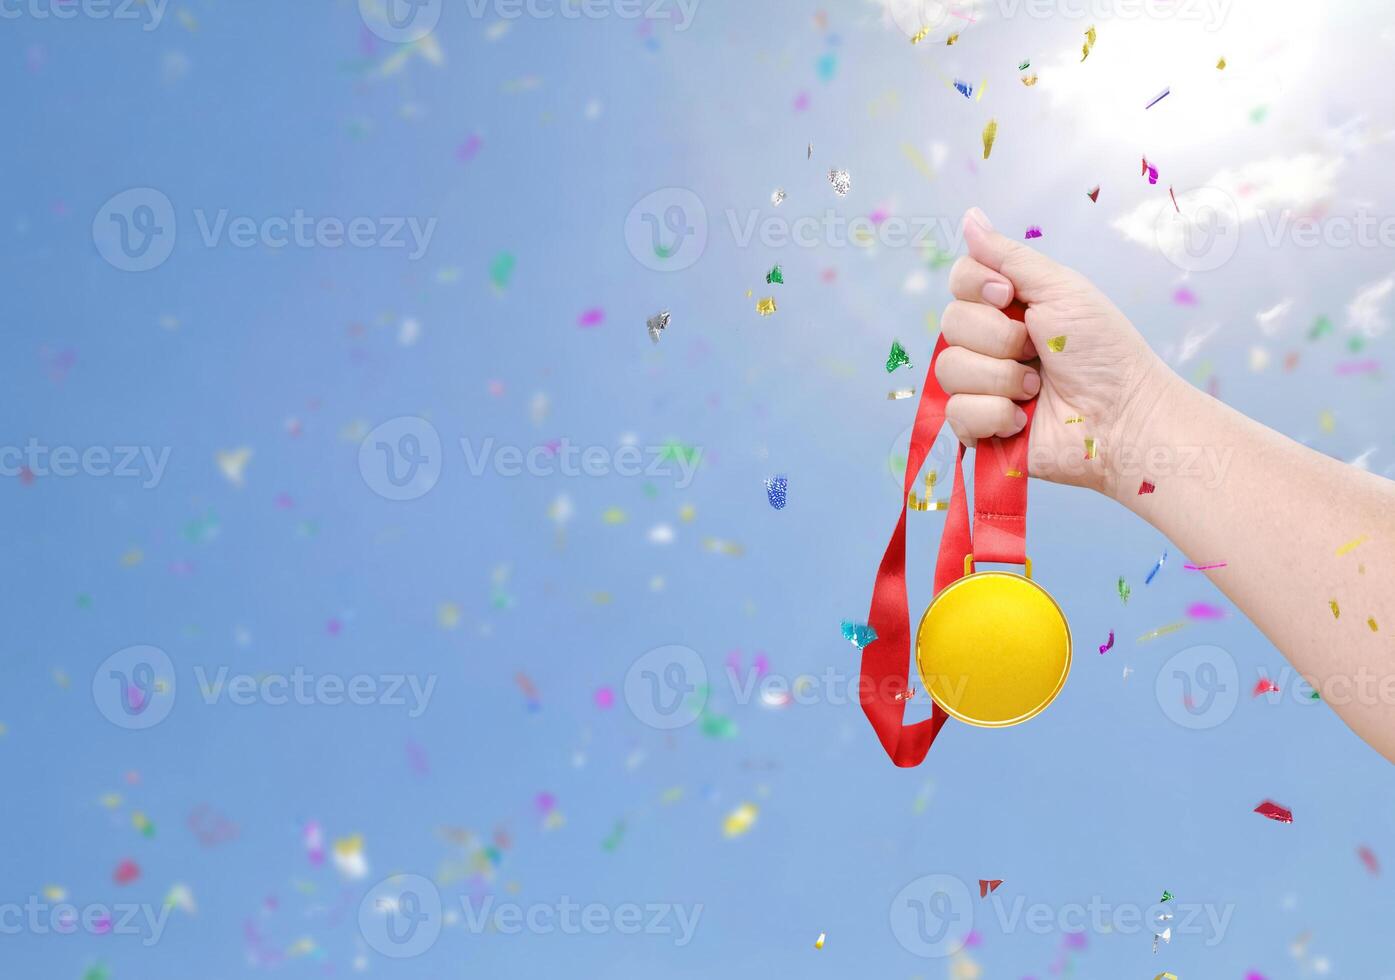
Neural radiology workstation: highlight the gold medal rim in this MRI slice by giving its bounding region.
[915,569,1072,728]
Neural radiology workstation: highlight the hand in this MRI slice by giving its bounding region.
[936,207,1174,496]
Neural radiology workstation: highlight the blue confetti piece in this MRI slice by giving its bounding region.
[841,621,877,649]
[765,474,788,510]
[953,79,973,98]
[1145,549,1168,585]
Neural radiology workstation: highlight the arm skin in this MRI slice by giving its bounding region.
[1113,365,1395,759]
[936,207,1395,762]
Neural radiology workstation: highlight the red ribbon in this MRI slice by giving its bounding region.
[861,305,1036,766]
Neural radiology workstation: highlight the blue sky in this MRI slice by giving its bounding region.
[3,0,1394,977]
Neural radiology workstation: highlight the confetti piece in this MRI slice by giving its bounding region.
[1169,186,1180,212]
[1087,186,1100,202]
[489,251,516,290]
[1019,60,1031,71]
[1253,678,1280,696]
[332,834,369,879]
[1186,602,1226,620]
[112,859,141,886]
[647,310,670,344]
[1005,469,1023,478]
[1138,481,1156,495]
[756,296,777,316]
[722,802,759,838]
[1025,226,1042,239]
[771,188,786,207]
[601,820,626,851]
[946,32,959,45]
[1336,536,1367,556]
[765,475,788,510]
[1020,73,1038,86]
[978,879,1003,897]
[577,307,605,327]
[886,339,912,372]
[1046,335,1067,353]
[1145,86,1171,110]
[887,388,916,400]
[766,264,784,285]
[1329,599,1340,619]
[953,79,973,98]
[1358,845,1380,875]
[1254,800,1293,823]
[1081,25,1096,61]
[1160,890,1174,902]
[215,447,253,487]
[981,119,997,159]
[1141,156,1159,184]
[1369,617,1379,632]
[1155,974,1178,980]
[910,27,928,44]
[1184,561,1227,571]
[1146,551,1167,585]
[1153,928,1172,952]
[1098,630,1115,655]
[1137,621,1185,642]
[815,932,827,949]
[1118,577,1131,604]
[1083,438,1098,460]
[841,621,878,649]
[828,169,851,196]
[1065,415,1084,424]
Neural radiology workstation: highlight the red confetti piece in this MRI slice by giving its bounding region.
[1138,481,1155,494]
[1254,800,1293,823]
[1169,185,1180,212]
[113,859,141,885]
[1087,185,1100,202]
[1253,678,1280,697]
[1358,845,1380,875]
[978,879,1003,897]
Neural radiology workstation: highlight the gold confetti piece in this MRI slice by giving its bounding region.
[1330,599,1340,619]
[1065,415,1084,424]
[1005,469,1023,478]
[601,507,627,524]
[975,78,987,102]
[679,503,696,522]
[703,537,745,557]
[981,119,997,159]
[1216,56,1226,69]
[887,388,916,400]
[1082,25,1097,61]
[1154,974,1178,980]
[756,296,776,316]
[815,932,826,949]
[1319,409,1335,433]
[1021,74,1038,86]
[1084,438,1098,460]
[910,27,928,44]
[1336,536,1367,556]
[1369,617,1379,632]
[722,802,759,838]
[946,32,959,45]
[1138,621,1185,642]
[120,548,143,567]
[909,494,929,511]
[1046,335,1067,352]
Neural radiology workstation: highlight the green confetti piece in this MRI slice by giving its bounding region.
[1348,335,1367,352]
[1160,890,1174,902]
[1308,315,1333,340]
[1310,690,1322,700]
[1250,105,1268,124]
[765,264,784,285]
[886,339,912,373]
[1018,59,1031,71]
[489,251,516,290]
[658,439,701,467]
[1117,577,1131,604]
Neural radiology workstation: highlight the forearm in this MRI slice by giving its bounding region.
[1108,371,1395,759]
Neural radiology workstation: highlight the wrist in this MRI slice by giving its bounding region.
[1100,356,1191,505]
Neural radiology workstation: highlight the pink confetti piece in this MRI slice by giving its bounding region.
[1141,156,1159,184]
[1358,845,1380,875]
[1336,359,1379,376]
[594,686,615,710]
[1184,561,1227,571]
[577,308,605,328]
[1186,602,1226,620]
[1253,678,1280,696]
[792,90,810,112]
[326,618,342,636]
[1098,630,1115,655]
[455,133,484,163]
[1172,287,1197,306]
[113,859,141,885]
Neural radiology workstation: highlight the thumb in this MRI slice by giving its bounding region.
[962,207,1068,303]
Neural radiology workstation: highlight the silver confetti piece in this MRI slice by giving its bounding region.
[647,310,670,344]
[828,168,851,197]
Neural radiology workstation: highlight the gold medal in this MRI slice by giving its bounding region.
[916,555,1071,727]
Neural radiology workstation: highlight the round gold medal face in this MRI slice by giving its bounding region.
[916,570,1071,727]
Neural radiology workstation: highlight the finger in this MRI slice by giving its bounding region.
[948,255,1015,309]
[961,208,1069,303]
[947,418,977,449]
[945,393,1028,441]
[935,346,1041,400]
[940,300,1034,361]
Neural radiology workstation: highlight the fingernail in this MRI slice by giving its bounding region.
[1022,370,1041,396]
[965,207,994,232]
[1013,407,1028,429]
[982,280,1011,307]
